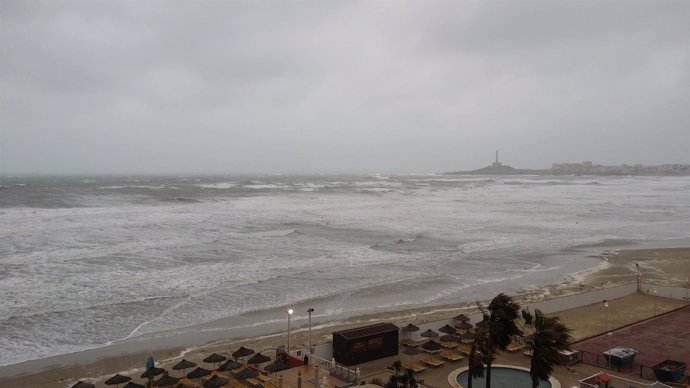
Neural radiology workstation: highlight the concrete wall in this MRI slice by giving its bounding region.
[639,282,690,301]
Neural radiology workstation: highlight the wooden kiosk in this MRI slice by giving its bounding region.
[332,323,399,365]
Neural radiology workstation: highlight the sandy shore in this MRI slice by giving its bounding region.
[2,243,689,388]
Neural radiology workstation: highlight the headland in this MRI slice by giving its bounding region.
[446,151,690,176]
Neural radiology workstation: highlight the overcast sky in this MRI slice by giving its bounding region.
[1,1,688,174]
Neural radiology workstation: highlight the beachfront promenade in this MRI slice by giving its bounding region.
[6,280,689,388]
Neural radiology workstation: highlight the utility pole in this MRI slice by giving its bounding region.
[307,308,315,354]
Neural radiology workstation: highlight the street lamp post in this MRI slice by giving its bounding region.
[286,308,294,353]
[685,278,689,303]
[653,290,657,315]
[603,300,609,333]
[307,308,315,354]
[607,332,612,367]
[635,263,640,291]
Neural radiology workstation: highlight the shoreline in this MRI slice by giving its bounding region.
[2,239,690,387]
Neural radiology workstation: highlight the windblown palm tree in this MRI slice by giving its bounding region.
[521,308,573,388]
[465,329,487,388]
[483,293,522,388]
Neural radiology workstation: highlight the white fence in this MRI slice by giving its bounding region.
[580,372,674,388]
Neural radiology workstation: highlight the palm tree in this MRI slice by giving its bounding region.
[483,293,522,388]
[465,330,487,388]
[521,308,573,388]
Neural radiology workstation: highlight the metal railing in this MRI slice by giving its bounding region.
[578,350,690,386]
[579,371,676,388]
[307,355,359,383]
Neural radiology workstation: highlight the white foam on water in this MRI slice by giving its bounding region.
[1,175,690,366]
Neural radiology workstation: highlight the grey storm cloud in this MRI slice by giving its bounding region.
[1,1,688,174]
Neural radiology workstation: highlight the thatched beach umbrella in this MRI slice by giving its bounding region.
[141,367,165,379]
[264,360,287,373]
[187,367,212,380]
[475,317,490,329]
[247,352,271,365]
[232,346,255,359]
[172,359,197,376]
[453,313,470,322]
[104,373,131,388]
[439,324,456,334]
[70,382,95,388]
[154,373,180,387]
[454,321,473,331]
[122,383,145,388]
[420,329,439,338]
[440,334,456,343]
[203,375,230,388]
[459,331,475,343]
[218,358,242,375]
[203,352,227,368]
[421,340,443,352]
[402,323,420,333]
[235,367,259,380]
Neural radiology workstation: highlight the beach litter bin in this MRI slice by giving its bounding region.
[653,359,688,382]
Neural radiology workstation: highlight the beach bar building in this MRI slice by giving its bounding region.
[332,323,399,365]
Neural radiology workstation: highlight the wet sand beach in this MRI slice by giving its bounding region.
[2,245,689,388]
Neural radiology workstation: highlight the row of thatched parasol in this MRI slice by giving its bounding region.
[74,344,286,388]
[400,311,491,353]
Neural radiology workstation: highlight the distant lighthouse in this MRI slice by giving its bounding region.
[492,150,502,168]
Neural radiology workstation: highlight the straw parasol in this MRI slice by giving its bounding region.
[203,352,227,368]
[141,367,165,379]
[154,373,180,387]
[218,358,242,372]
[421,340,443,352]
[459,331,475,343]
[104,373,131,388]
[172,359,197,376]
[476,317,491,329]
[264,361,287,373]
[235,367,259,380]
[203,375,230,388]
[247,352,271,365]
[453,313,470,322]
[402,323,420,332]
[439,324,456,334]
[70,382,95,388]
[232,346,255,359]
[187,367,212,380]
[122,383,145,388]
[440,334,456,343]
[218,358,242,373]
[420,329,439,338]
[454,321,473,331]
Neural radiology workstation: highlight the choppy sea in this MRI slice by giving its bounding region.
[1,174,689,366]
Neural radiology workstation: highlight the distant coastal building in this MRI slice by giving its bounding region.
[551,161,690,175]
[446,155,690,176]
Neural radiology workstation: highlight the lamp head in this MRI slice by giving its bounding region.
[287,309,294,315]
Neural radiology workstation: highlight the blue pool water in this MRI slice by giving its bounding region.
[457,366,552,388]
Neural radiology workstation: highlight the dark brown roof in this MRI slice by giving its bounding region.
[334,322,399,340]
